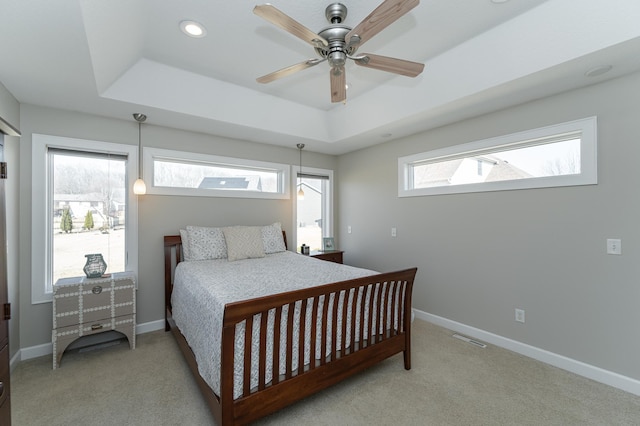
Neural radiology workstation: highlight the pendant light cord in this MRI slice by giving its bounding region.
[138,121,142,176]
[133,113,147,179]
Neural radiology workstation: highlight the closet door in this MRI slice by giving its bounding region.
[0,134,11,425]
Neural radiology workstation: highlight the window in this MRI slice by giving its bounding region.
[398,117,597,197]
[144,147,290,199]
[294,167,333,252]
[32,135,139,303]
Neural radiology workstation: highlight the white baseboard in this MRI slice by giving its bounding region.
[12,319,167,370]
[415,309,640,397]
[135,319,165,335]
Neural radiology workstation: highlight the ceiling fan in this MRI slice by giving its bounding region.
[253,0,425,103]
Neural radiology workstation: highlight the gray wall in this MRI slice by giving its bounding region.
[17,104,337,348]
[337,71,640,381]
[0,81,20,359]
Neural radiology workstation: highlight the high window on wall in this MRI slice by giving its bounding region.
[398,117,597,197]
[143,147,290,199]
[31,134,139,303]
[294,167,333,252]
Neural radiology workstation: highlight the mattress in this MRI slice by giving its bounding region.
[171,251,378,399]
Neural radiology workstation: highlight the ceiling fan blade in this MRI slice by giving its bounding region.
[330,67,346,103]
[354,53,424,77]
[257,58,326,84]
[254,4,328,48]
[346,0,419,49]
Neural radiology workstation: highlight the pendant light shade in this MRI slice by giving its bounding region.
[133,178,146,195]
[133,113,147,195]
[297,143,305,200]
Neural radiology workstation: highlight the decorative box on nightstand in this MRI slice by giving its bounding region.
[52,271,136,369]
[310,250,344,264]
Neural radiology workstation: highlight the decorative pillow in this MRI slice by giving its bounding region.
[223,226,265,262]
[262,222,286,254]
[186,225,227,260]
[179,229,192,261]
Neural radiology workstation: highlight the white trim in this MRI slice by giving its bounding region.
[399,117,598,197]
[291,166,334,251]
[31,134,139,304]
[144,147,290,199]
[414,309,640,397]
[135,319,165,334]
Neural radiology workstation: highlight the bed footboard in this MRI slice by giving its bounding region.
[219,268,416,425]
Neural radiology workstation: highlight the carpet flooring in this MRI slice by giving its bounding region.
[11,320,640,425]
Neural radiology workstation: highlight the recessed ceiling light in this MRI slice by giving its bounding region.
[180,20,207,38]
[584,65,613,78]
[491,0,510,3]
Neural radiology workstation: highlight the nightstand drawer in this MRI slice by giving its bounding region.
[54,313,135,340]
[54,276,135,329]
[311,251,343,264]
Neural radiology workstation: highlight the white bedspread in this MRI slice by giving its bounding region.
[171,251,378,399]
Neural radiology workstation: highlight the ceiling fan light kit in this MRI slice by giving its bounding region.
[254,0,425,103]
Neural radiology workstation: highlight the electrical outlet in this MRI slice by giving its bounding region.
[391,227,397,237]
[515,308,525,323]
[607,238,622,255]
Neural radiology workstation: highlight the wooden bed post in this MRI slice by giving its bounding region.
[403,280,414,370]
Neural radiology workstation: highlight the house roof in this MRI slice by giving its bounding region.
[1,0,639,154]
[198,176,262,190]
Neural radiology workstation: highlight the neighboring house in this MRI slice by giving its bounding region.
[54,191,126,230]
[198,176,262,191]
[414,155,531,188]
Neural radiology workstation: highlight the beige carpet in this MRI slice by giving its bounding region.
[12,320,640,425]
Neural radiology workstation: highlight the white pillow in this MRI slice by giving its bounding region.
[262,222,286,254]
[179,229,192,261]
[223,226,265,262]
[186,225,228,260]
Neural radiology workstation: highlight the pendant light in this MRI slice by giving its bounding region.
[133,113,147,195]
[297,143,305,200]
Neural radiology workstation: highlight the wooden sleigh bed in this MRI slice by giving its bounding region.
[164,232,417,425]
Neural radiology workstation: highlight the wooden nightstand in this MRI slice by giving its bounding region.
[52,271,136,369]
[310,250,344,264]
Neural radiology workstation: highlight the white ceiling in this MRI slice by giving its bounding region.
[1,0,640,155]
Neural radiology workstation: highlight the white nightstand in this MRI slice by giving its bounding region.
[52,271,136,369]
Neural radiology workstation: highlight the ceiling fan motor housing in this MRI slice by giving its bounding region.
[315,25,356,65]
[315,3,357,68]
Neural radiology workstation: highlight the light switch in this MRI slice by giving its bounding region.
[607,238,622,255]
[347,225,352,234]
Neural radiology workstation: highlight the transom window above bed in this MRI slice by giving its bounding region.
[398,117,597,197]
[144,147,290,199]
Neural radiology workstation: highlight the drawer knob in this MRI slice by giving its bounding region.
[91,324,103,331]
[92,285,102,294]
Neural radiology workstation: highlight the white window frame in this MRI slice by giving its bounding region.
[398,117,598,197]
[144,147,290,199]
[31,134,139,304]
[291,166,334,251]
